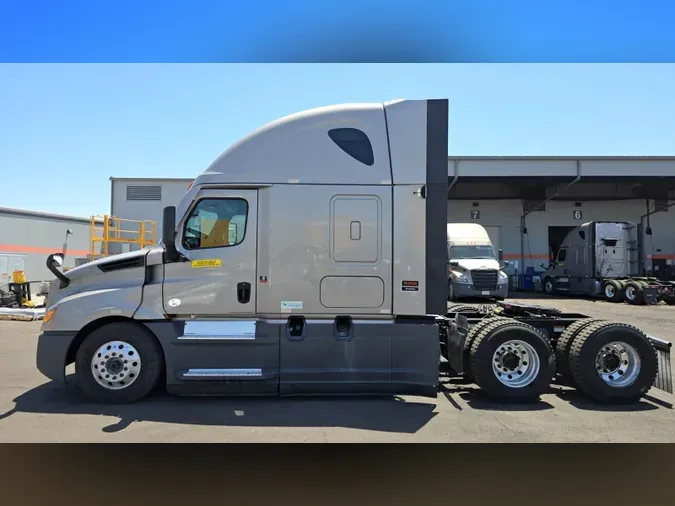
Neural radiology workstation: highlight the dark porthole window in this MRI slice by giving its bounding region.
[328,128,374,166]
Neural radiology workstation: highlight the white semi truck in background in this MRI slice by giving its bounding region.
[36,98,672,407]
[446,223,509,302]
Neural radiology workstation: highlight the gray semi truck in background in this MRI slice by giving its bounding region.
[541,221,675,305]
[36,98,672,407]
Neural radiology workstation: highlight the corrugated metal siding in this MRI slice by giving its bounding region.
[0,210,95,283]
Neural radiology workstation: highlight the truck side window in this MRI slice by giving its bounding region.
[182,198,248,250]
[328,128,374,166]
[557,248,567,262]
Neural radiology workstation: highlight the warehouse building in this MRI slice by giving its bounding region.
[0,207,101,284]
[110,156,675,281]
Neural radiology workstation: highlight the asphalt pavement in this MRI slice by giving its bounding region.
[1,294,673,442]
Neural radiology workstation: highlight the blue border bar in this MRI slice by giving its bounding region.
[2,0,675,62]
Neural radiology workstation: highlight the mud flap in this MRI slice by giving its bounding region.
[643,286,660,305]
[649,336,673,394]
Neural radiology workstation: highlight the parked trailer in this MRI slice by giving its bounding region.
[35,98,673,405]
[541,221,675,305]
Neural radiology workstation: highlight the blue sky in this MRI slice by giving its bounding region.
[1,63,674,217]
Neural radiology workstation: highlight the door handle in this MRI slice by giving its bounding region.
[237,282,251,304]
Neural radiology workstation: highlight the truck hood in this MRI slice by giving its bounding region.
[44,247,162,310]
[449,258,501,271]
[63,248,151,282]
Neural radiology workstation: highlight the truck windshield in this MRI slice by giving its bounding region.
[449,245,495,259]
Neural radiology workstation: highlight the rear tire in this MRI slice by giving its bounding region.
[568,321,658,404]
[554,319,605,386]
[462,317,508,383]
[602,280,624,302]
[469,319,555,403]
[624,281,645,305]
[74,321,164,404]
[448,304,478,314]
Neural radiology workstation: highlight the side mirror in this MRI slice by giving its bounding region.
[449,260,459,267]
[51,254,64,268]
[162,206,180,262]
[498,249,504,261]
[46,253,69,287]
[501,260,510,268]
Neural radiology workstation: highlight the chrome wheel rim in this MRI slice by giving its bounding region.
[604,284,615,298]
[545,281,553,293]
[625,286,636,301]
[595,342,641,388]
[91,341,141,390]
[492,340,541,388]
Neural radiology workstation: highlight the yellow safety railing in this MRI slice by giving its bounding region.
[90,215,156,260]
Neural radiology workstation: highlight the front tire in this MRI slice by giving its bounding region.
[74,321,164,404]
[469,319,555,403]
[543,278,556,295]
[448,281,458,301]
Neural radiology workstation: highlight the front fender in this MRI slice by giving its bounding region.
[42,286,143,332]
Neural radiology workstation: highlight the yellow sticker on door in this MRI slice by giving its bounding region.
[191,259,222,268]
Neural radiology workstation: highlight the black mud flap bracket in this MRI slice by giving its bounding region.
[446,314,470,375]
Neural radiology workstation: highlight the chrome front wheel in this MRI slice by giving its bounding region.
[91,341,142,390]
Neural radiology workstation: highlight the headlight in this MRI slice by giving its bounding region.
[451,270,471,284]
[498,271,508,282]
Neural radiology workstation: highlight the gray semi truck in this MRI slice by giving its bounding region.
[36,98,672,406]
[541,221,675,305]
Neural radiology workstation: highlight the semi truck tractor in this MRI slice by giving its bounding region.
[36,98,672,405]
[541,221,675,305]
[446,223,509,301]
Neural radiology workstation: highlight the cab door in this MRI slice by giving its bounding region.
[553,247,571,291]
[163,189,258,316]
[161,189,278,394]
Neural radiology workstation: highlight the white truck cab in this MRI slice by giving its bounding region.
[447,223,509,301]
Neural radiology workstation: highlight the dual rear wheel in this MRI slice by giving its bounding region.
[555,319,657,403]
[463,318,555,403]
[462,317,658,404]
